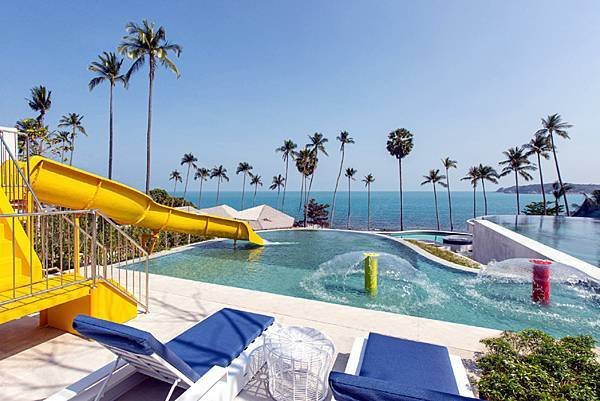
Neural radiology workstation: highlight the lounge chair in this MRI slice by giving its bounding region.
[329,333,480,401]
[49,308,274,401]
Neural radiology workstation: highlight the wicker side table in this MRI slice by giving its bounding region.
[264,326,335,401]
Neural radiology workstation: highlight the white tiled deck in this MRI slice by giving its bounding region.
[0,273,500,401]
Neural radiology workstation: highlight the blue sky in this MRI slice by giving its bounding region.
[2,0,599,192]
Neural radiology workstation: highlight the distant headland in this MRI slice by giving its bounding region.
[496,183,600,194]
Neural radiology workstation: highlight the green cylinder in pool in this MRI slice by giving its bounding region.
[364,252,379,296]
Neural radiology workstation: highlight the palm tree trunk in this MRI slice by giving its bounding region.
[304,175,309,226]
[298,173,304,212]
[253,185,257,206]
[183,165,191,199]
[69,126,76,166]
[171,182,177,206]
[537,153,546,214]
[216,179,221,205]
[198,179,204,208]
[481,180,488,215]
[282,158,289,208]
[433,183,440,230]
[145,57,155,194]
[472,185,476,219]
[330,149,345,227]
[347,176,351,229]
[367,185,371,230]
[445,167,453,231]
[276,188,281,209]
[549,133,569,215]
[514,172,520,215]
[108,83,114,179]
[241,173,247,209]
[398,158,404,231]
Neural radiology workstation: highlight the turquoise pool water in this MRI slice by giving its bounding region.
[148,230,600,338]
[485,215,600,267]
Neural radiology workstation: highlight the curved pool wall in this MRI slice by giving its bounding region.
[472,216,600,282]
[385,230,467,243]
[146,229,599,339]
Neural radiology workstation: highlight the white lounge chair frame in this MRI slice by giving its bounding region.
[46,326,271,401]
[333,337,475,400]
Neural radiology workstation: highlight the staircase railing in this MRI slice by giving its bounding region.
[0,128,42,212]
[0,209,149,312]
[0,128,149,313]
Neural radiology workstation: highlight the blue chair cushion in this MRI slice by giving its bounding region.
[329,372,480,401]
[73,314,200,382]
[166,308,274,377]
[359,333,460,394]
[73,308,274,382]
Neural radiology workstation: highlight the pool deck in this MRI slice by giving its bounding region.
[0,273,500,401]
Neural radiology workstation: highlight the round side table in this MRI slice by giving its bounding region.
[264,326,335,401]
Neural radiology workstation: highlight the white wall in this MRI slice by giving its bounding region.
[0,126,18,161]
[472,219,600,282]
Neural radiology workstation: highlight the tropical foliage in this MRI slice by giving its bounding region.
[180,153,197,200]
[275,139,297,208]
[476,164,499,216]
[344,167,357,229]
[330,131,354,227]
[362,173,375,230]
[236,162,253,209]
[119,20,182,193]
[250,174,263,207]
[88,51,128,179]
[536,114,573,215]
[462,166,479,219]
[477,329,600,401]
[210,165,229,204]
[441,157,457,230]
[499,146,536,215]
[304,199,329,227]
[524,133,552,214]
[269,174,285,209]
[57,113,86,165]
[194,167,210,208]
[420,169,447,230]
[386,128,413,230]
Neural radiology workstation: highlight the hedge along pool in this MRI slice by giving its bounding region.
[148,230,600,338]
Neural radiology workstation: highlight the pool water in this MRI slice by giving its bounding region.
[389,232,447,243]
[148,230,600,338]
[485,215,600,267]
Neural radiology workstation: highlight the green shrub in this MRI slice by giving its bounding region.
[477,329,600,401]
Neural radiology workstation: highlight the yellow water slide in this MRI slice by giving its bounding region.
[25,156,265,246]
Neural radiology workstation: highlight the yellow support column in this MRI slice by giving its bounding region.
[73,215,80,275]
[364,252,379,297]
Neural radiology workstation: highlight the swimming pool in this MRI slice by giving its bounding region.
[484,215,600,267]
[388,231,449,243]
[148,230,599,338]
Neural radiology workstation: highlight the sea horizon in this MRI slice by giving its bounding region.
[173,190,585,232]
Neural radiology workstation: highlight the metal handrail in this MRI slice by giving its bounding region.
[0,131,42,209]
[96,211,149,256]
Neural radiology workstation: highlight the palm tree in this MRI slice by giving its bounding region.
[536,114,572,215]
[476,164,499,216]
[551,181,573,216]
[236,162,253,209]
[210,165,229,205]
[250,174,263,207]
[441,157,457,231]
[169,170,182,204]
[27,85,52,127]
[295,148,314,213]
[53,131,72,162]
[362,173,375,230]
[275,139,297,208]
[58,113,86,166]
[344,167,357,229]
[305,133,328,203]
[462,167,479,219]
[524,133,552,214]
[180,153,198,200]
[119,20,182,194]
[15,118,48,156]
[499,146,537,215]
[421,169,447,230]
[194,167,210,208]
[269,174,285,209]
[330,131,355,227]
[88,51,128,179]
[386,128,414,230]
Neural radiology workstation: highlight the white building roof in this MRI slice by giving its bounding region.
[176,204,295,230]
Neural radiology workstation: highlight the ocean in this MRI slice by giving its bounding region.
[176,190,584,232]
